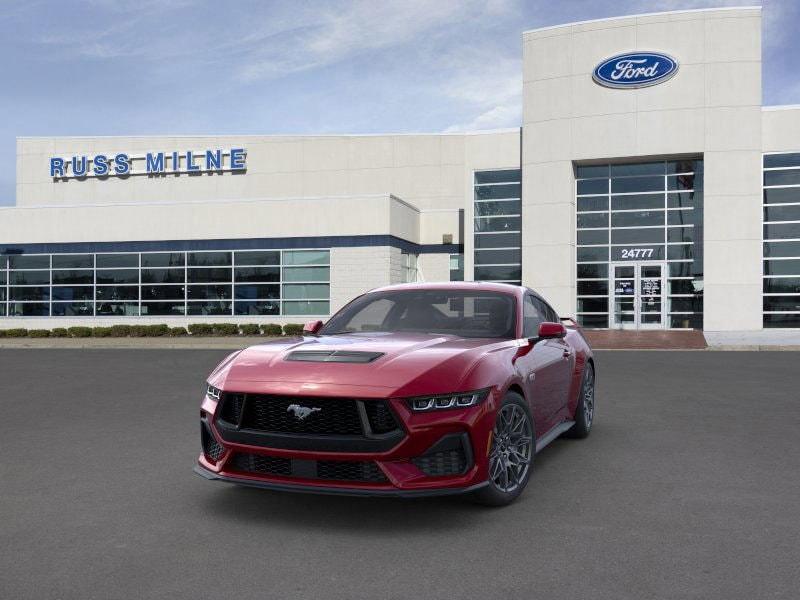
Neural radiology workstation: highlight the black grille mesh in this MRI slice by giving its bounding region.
[412,449,467,477]
[363,401,400,434]
[317,461,388,482]
[228,453,291,476]
[219,393,244,424]
[201,421,225,462]
[222,395,366,435]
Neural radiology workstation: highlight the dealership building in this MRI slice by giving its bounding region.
[2,6,800,335]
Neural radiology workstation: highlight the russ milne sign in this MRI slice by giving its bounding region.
[593,52,678,89]
[49,148,247,179]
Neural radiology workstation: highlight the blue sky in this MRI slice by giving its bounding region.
[1,0,798,206]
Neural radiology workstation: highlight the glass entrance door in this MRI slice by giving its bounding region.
[610,262,666,329]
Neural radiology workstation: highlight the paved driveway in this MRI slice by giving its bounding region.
[1,349,798,599]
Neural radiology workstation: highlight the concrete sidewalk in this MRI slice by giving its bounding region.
[0,336,273,349]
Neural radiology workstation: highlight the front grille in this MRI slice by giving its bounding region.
[364,401,400,434]
[317,461,387,482]
[218,394,400,437]
[412,449,467,477]
[228,452,291,476]
[227,453,387,483]
[201,420,225,462]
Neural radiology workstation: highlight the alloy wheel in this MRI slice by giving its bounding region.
[488,404,533,493]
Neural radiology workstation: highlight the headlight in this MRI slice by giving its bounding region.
[407,389,489,412]
[206,384,222,400]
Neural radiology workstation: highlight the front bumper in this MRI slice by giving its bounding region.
[197,389,497,496]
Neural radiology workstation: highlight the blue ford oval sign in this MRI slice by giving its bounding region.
[593,52,678,89]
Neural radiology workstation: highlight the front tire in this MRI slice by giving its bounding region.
[472,391,534,506]
[565,362,595,439]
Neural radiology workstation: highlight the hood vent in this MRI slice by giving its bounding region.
[285,350,384,364]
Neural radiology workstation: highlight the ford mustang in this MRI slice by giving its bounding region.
[194,282,595,505]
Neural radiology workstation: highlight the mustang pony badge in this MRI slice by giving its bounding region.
[286,404,322,420]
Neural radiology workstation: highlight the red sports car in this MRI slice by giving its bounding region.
[195,282,595,505]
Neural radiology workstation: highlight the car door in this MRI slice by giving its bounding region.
[517,294,571,436]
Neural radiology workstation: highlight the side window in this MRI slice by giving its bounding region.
[523,295,546,337]
[540,298,559,323]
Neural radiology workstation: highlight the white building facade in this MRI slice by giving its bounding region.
[2,7,799,334]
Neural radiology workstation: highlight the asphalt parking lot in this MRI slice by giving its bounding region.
[1,349,798,600]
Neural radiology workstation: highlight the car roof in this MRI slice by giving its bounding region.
[369,281,524,295]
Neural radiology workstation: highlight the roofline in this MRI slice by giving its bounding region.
[16,128,520,141]
[522,5,761,36]
[763,104,800,112]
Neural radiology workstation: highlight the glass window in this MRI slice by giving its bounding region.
[764,259,800,276]
[283,284,329,300]
[763,188,800,204]
[611,228,664,245]
[575,165,608,178]
[474,169,521,184]
[763,278,800,294]
[611,211,664,228]
[96,286,139,301]
[577,281,608,296]
[764,223,800,240]
[0,271,5,285]
[283,250,329,266]
[764,153,800,168]
[97,254,138,268]
[188,252,231,267]
[667,160,702,174]
[141,253,184,267]
[669,280,698,295]
[667,192,699,208]
[668,227,694,243]
[577,263,608,279]
[96,302,139,316]
[52,286,93,301]
[473,249,521,265]
[669,262,696,277]
[611,162,664,176]
[577,212,608,228]
[142,268,184,284]
[576,179,608,195]
[764,205,800,222]
[233,251,279,266]
[9,255,49,269]
[669,297,702,313]
[10,287,50,301]
[577,297,608,312]
[449,254,464,281]
[282,266,329,282]
[763,314,800,327]
[764,241,800,258]
[577,196,608,212]
[764,169,800,187]
[474,200,521,216]
[141,302,185,316]
[474,233,521,249]
[96,269,138,284]
[234,301,280,315]
[611,194,664,211]
[10,270,49,285]
[187,301,232,315]
[577,230,609,245]
[141,285,185,300]
[475,184,521,200]
[667,174,697,191]
[667,245,694,260]
[52,270,93,285]
[577,314,608,328]
[611,176,663,194]
[234,267,280,282]
[9,303,49,316]
[234,284,280,300]
[522,295,546,337]
[474,216,521,233]
[763,296,800,312]
[187,268,231,283]
[577,247,609,262]
[667,209,696,226]
[283,301,331,315]
[52,302,94,317]
[52,254,93,269]
[474,265,521,281]
[187,285,232,300]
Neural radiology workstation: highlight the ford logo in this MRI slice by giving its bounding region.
[593,52,678,89]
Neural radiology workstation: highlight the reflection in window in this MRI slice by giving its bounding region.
[474,169,521,284]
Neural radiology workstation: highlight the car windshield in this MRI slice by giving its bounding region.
[320,289,517,339]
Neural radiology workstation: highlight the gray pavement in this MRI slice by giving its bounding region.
[1,349,798,600]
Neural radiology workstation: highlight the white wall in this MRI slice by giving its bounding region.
[522,7,764,330]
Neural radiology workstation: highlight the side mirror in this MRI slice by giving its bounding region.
[537,321,566,340]
[303,320,324,335]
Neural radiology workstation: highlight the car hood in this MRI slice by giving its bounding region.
[210,332,515,397]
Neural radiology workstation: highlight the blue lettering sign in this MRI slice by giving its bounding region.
[93,154,109,176]
[186,151,200,172]
[50,158,65,177]
[114,153,130,175]
[593,52,678,89]
[171,151,180,171]
[72,156,88,177]
[146,152,165,173]
[205,149,222,170]
[230,148,246,170]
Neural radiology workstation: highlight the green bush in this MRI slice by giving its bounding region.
[28,329,51,338]
[188,323,214,336]
[92,327,113,337]
[146,324,169,337]
[109,324,132,337]
[212,323,239,336]
[282,323,304,336]
[0,330,6,338]
[5,328,28,338]
[128,325,149,337]
[51,328,69,338]
[67,326,92,338]
[239,324,261,336]
[168,326,188,336]
[261,324,283,336]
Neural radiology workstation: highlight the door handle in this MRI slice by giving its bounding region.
[562,348,572,358]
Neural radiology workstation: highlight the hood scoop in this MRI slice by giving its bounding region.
[285,350,384,364]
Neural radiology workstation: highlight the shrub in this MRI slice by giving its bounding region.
[109,324,132,337]
[67,326,92,338]
[5,328,28,338]
[282,323,304,336]
[261,324,283,336]
[51,328,69,338]
[239,324,260,336]
[188,323,214,336]
[145,324,169,337]
[0,330,6,338]
[168,326,188,336]
[92,327,113,337]
[28,329,51,338]
[212,323,239,336]
[128,325,149,337]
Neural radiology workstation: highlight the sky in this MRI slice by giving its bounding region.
[1,0,798,206]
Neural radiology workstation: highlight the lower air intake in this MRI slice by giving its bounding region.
[201,421,225,463]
